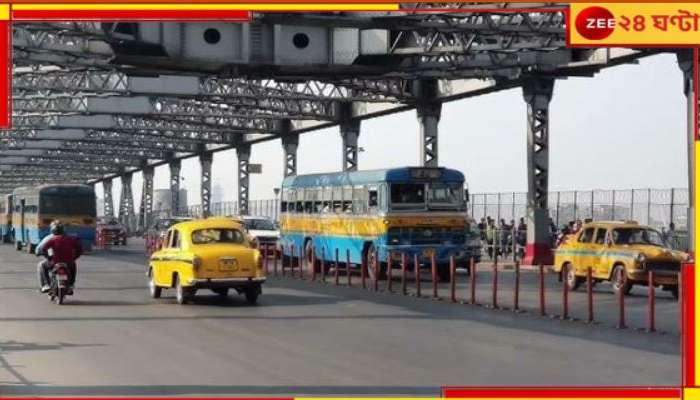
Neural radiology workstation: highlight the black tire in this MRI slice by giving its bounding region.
[122,239,128,246]
[304,240,319,273]
[611,264,633,296]
[245,287,259,304]
[670,286,679,301]
[564,263,582,291]
[212,288,229,297]
[174,275,191,305]
[365,244,386,281]
[148,269,161,299]
[54,287,64,305]
[14,240,21,251]
[437,263,451,283]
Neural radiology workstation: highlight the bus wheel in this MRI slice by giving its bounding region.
[304,240,320,273]
[366,244,386,280]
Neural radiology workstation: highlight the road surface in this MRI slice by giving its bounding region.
[0,240,680,396]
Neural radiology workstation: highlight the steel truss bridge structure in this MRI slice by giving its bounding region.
[3,4,697,264]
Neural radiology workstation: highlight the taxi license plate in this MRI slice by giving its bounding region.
[423,248,435,257]
[219,258,237,271]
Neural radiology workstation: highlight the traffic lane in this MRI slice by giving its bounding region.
[0,244,679,395]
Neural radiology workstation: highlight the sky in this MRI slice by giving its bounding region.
[95,53,689,210]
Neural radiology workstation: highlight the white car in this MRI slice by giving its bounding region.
[236,216,280,250]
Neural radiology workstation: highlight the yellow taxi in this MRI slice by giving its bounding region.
[553,221,688,299]
[147,217,265,305]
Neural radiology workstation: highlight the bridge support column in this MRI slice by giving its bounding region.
[522,78,555,266]
[281,120,298,177]
[679,51,697,255]
[339,103,361,171]
[102,179,114,218]
[139,166,154,232]
[415,80,441,167]
[169,159,181,216]
[200,152,213,218]
[118,172,134,232]
[237,144,251,216]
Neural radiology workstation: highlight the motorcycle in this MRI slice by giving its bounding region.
[39,252,74,305]
[48,262,73,305]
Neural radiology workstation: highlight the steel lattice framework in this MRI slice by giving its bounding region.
[2,7,657,200]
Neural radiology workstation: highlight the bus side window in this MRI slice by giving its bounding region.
[296,201,304,213]
[368,188,378,214]
[280,201,288,213]
[353,186,366,214]
[304,201,313,214]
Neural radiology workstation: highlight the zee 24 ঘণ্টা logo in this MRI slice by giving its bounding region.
[575,6,617,40]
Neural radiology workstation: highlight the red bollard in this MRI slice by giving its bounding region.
[539,264,546,316]
[414,254,421,297]
[274,246,279,276]
[263,244,269,275]
[310,245,316,282]
[617,282,627,329]
[299,244,305,280]
[386,252,393,292]
[561,264,570,320]
[401,253,407,295]
[586,267,594,323]
[647,270,656,332]
[334,248,340,286]
[290,245,295,278]
[431,253,438,299]
[491,258,498,309]
[346,249,352,287]
[470,257,476,305]
[373,249,379,292]
[450,256,456,303]
[513,260,520,312]
[320,247,326,283]
[361,253,367,289]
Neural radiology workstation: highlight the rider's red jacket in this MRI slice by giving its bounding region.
[43,235,83,264]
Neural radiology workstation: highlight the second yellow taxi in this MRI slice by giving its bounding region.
[553,221,688,299]
[147,218,265,305]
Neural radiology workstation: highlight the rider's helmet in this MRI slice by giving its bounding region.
[50,220,64,235]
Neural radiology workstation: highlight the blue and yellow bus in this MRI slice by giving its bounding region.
[12,184,97,253]
[279,167,470,281]
[0,194,13,243]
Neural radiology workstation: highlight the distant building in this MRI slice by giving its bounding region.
[154,189,188,214]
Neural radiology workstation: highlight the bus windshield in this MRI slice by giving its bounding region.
[428,183,462,209]
[390,183,426,210]
[40,194,96,216]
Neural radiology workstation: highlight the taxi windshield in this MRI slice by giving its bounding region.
[192,228,246,245]
[243,219,275,230]
[612,228,665,247]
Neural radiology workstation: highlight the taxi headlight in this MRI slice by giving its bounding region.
[636,253,646,264]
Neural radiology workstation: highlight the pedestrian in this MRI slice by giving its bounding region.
[486,218,495,259]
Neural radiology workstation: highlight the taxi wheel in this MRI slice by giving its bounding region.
[670,286,679,301]
[565,264,582,291]
[612,265,633,296]
[245,288,259,305]
[174,276,192,305]
[148,269,161,299]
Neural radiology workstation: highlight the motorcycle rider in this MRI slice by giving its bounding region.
[36,220,82,293]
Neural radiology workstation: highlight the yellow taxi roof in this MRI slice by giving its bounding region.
[170,217,244,233]
[582,220,650,230]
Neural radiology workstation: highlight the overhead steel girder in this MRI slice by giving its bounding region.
[3,127,238,146]
[0,163,118,174]
[12,95,334,121]
[12,114,276,134]
[0,154,142,167]
[13,26,114,59]
[13,69,404,103]
[0,137,200,154]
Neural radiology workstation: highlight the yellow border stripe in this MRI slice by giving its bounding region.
[0,5,9,20]
[13,3,399,11]
[695,140,700,386]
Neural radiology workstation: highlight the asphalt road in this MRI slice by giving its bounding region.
[0,240,680,396]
